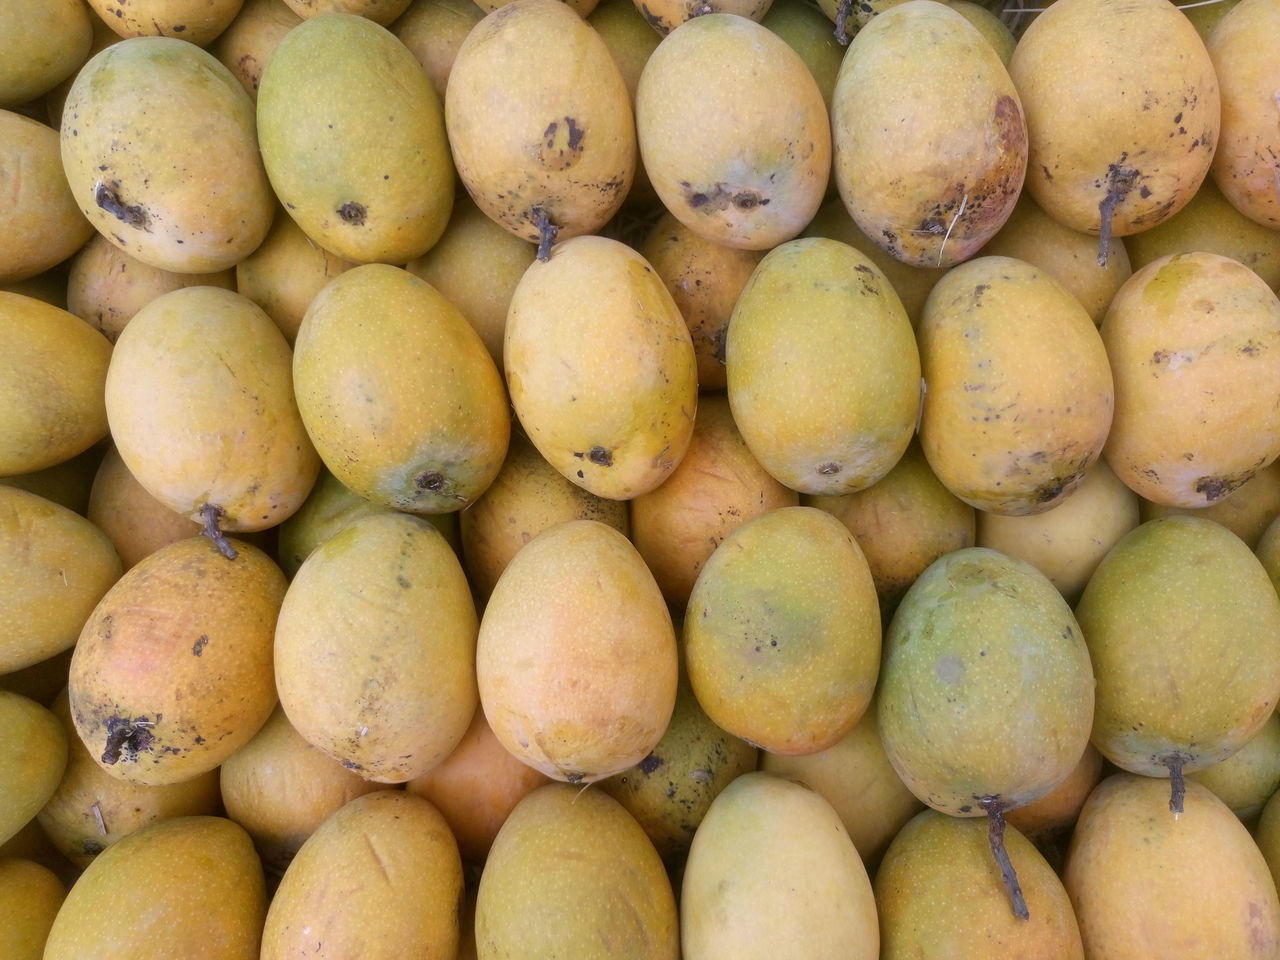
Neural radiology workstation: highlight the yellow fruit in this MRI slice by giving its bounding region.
[681,771,878,960]
[69,536,285,786]
[0,485,122,673]
[87,0,245,45]
[256,12,455,264]
[1004,743,1104,840]
[476,783,678,959]
[637,13,829,251]
[275,513,478,782]
[261,791,463,960]
[445,0,635,256]
[60,36,274,273]
[726,237,921,495]
[391,0,484,101]
[1189,711,1280,823]
[1141,461,1280,548]
[0,292,111,476]
[919,255,1114,515]
[505,235,697,500]
[294,263,510,513]
[85,446,202,571]
[208,0,303,100]
[0,0,92,108]
[832,0,1026,268]
[0,691,68,846]
[0,857,64,960]
[42,815,266,960]
[476,519,678,783]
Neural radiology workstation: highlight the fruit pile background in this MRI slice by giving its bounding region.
[3,0,1280,956]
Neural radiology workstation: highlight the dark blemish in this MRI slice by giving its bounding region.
[95,182,150,231]
[588,445,613,467]
[1035,476,1066,504]
[1041,164,1053,182]
[1139,185,1152,198]
[1196,474,1250,502]
[566,117,584,151]
[566,772,584,784]
[396,575,410,589]
[336,202,366,226]
[576,469,584,479]
[1242,340,1263,356]
[83,840,105,855]
[918,214,947,235]
[682,182,769,214]
[711,325,728,365]
[415,471,445,492]
[192,634,209,656]
[100,614,113,640]
[816,462,841,476]
[172,23,185,31]
[1174,112,1183,124]
[638,754,663,775]
[101,717,157,766]
[959,804,972,813]
[993,94,1026,155]
[340,759,363,771]
[1097,158,1140,266]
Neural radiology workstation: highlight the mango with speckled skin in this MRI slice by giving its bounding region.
[261,791,462,960]
[293,263,509,514]
[727,237,920,496]
[877,811,1084,959]
[1075,515,1280,783]
[1009,0,1219,261]
[636,13,830,251]
[60,36,274,273]
[69,536,285,786]
[445,0,635,253]
[1101,252,1280,507]
[832,1,1026,268]
[87,0,245,46]
[476,783,678,960]
[919,255,1114,516]
[878,547,1095,818]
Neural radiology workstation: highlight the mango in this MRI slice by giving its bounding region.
[261,791,463,960]
[477,519,678,783]
[69,536,285,785]
[476,783,678,960]
[256,12,455,264]
[60,36,274,273]
[1141,461,1280,548]
[282,0,413,24]
[0,0,92,107]
[294,263,510,513]
[391,0,484,101]
[275,512,478,782]
[505,235,697,500]
[209,0,302,100]
[0,857,64,960]
[86,0,246,46]
[85,445,203,571]
[681,771,877,960]
[0,691,68,846]
[726,237,921,496]
[42,815,266,960]
[1189,711,1280,823]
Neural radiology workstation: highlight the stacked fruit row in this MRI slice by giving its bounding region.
[3,0,1280,957]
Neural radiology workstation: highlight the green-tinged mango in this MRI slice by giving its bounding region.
[505,235,696,500]
[685,506,880,755]
[0,485,122,673]
[1189,711,1280,823]
[477,519,678,783]
[294,264,510,513]
[476,783,678,960]
[275,513,478,782]
[832,0,1026,268]
[0,292,111,477]
[1075,516,1280,803]
[1065,773,1280,958]
[69,536,284,786]
[60,36,273,273]
[42,815,266,960]
[257,13,454,264]
[0,691,68,846]
[261,791,463,960]
[681,771,877,960]
[726,237,921,496]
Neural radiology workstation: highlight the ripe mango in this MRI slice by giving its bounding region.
[0,0,92,108]
[86,0,245,46]
[0,691,68,846]
[0,857,64,960]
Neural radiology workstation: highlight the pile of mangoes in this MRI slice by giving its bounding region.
[3,0,1280,956]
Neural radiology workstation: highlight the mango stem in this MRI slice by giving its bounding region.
[982,796,1029,921]
[199,503,238,560]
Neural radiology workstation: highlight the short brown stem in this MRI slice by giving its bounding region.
[982,796,1029,921]
[531,207,559,262]
[1162,752,1190,815]
[834,0,853,44]
[199,503,238,560]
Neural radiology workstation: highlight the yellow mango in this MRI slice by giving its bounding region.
[0,692,68,846]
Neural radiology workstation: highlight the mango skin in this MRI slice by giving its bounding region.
[257,12,455,264]
[0,485,122,673]
[727,237,921,496]
[505,235,697,500]
[274,512,478,783]
[445,0,635,248]
[681,771,878,960]
[1207,0,1280,229]
[0,857,65,960]
[0,692,68,847]
[86,0,246,46]
[1065,774,1280,960]
[105,285,321,532]
[262,791,463,960]
[69,536,285,786]
[832,1,1026,268]
[685,506,881,755]
[0,0,92,107]
[919,255,1114,515]
[42,815,266,960]
[477,519,678,783]
[294,263,510,514]
[878,547,1096,816]
[0,292,111,476]
[637,14,830,250]
[1075,515,1280,778]
[476,783,678,960]
[1009,0,1219,247]
[60,36,274,273]
[1101,252,1280,507]
[876,810,1084,959]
